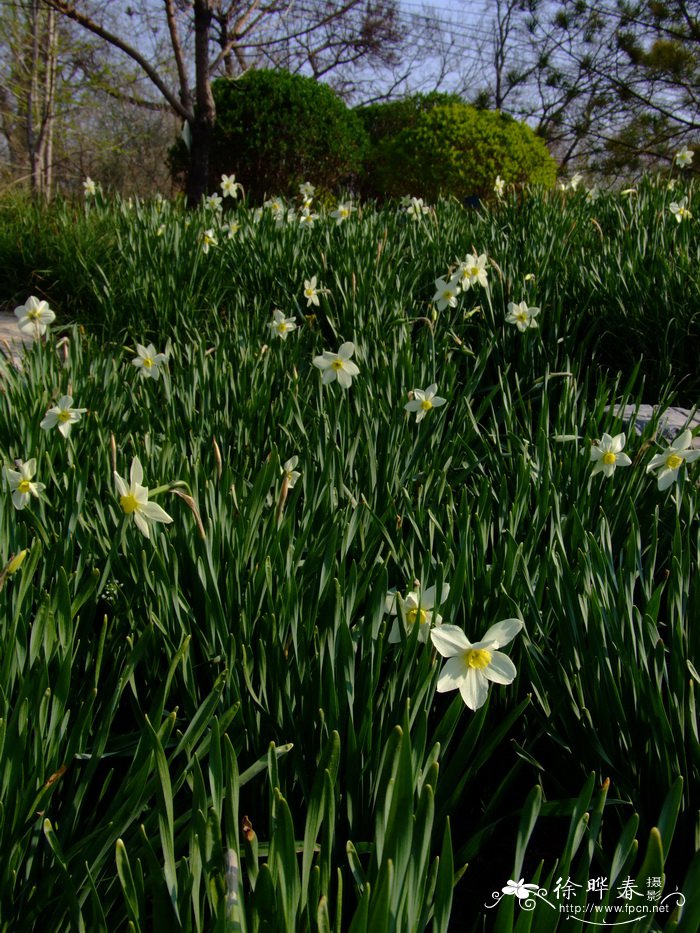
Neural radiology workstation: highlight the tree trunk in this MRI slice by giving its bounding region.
[186,0,217,207]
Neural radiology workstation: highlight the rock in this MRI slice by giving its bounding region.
[608,404,700,447]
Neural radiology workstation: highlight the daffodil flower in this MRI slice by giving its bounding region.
[83,177,97,197]
[14,296,56,337]
[299,182,315,199]
[303,276,322,307]
[405,196,430,220]
[132,344,168,380]
[404,385,447,422]
[387,583,450,643]
[506,301,539,331]
[646,428,700,490]
[222,220,240,238]
[494,175,505,198]
[114,456,173,539]
[4,459,46,510]
[221,174,242,198]
[590,432,632,478]
[201,228,218,253]
[433,276,460,310]
[269,310,297,339]
[670,197,692,222]
[675,146,694,167]
[299,208,318,227]
[282,456,301,488]
[331,202,355,223]
[40,396,87,438]
[312,341,359,388]
[454,252,488,290]
[205,193,223,211]
[430,619,524,710]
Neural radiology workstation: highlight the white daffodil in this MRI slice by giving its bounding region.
[454,252,489,290]
[312,341,359,388]
[502,880,539,901]
[303,276,322,307]
[331,202,355,223]
[586,185,600,202]
[282,456,301,488]
[221,174,242,198]
[299,181,316,200]
[299,207,319,227]
[14,296,56,337]
[4,459,46,510]
[506,301,540,332]
[404,384,447,423]
[433,276,461,311]
[222,220,240,238]
[269,309,297,339]
[83,176,97,197]
[132,343,168,380]
[201,228,218,253]
[387,583,450,643]
[569,172,583,190]
[40,395,87,438]
[494,175,505,198]
[405,196,430,220]
[675,146,694,167]
[431,619,524,711]
[204,193,223,211]
[114,456,173,539]
[590,432,632,478]
[646,428,700,490]
[670,197,692,222]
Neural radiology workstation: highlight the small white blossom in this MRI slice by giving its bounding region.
[404,384,447,422]
[114,456,173,539]
[331,202,355,223]
[282,456,301,488]
[670,197,692,222]
[303,276,322,306]
[83,176,97,197]
[132,343,168,380]
[590,432,632,478]
[506,301,539,332]
[4,458,46,510]
[646,429,700,490]
[387,583,450,643]
[201,228,218,253]
[494,175,505,198]
[14,296,56,337]
[675,147,694,168]
[204,193,223,211]
[221,174,242,198]
[312,342,359,388]
[269,309,297,339]
[40,395,87,438]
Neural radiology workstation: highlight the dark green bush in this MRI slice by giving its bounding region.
[363,99,557,201]
[209,70,368,201]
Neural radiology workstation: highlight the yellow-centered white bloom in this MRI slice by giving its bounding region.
[4,459,46,510]
[83,176,97,196]
[40,395,87,438]
[299,181,316,199]
[454,252,489,290]
[201,228,218,253]
[670,197,692,222]
[14,296,56,336]
[405,196,430,219]
[590,432,632,478]
[331,202,355,223]
[299,207,319,227]
[506,301,540,331]
[269,309,297,339]
[312,341,359,388]
[433,276,460,310]
[431,619,524,710]
[404,384,447,422]
[221,174,242,198]
[114,456,173,539]
[205,193,223,211]
[132,343,168,380]
[646,429,700,490]
[303,276,322,306]
[387,583,450,643]
[494,175,505,198]
[675,146,694,167]
[222,220,240,238]
[282,456,301,488]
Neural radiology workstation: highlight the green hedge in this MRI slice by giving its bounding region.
[209,70,368,201]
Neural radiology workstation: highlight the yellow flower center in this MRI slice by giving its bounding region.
[666,453,684,471]
[58,409,72,423]
[602,451,617,465]
[332,360,344,371]
[18,480,31,494]
[120,493,139,514]
[517,313,527,323]
[28,309,40,320]
[143,357,154,368]
[406,607,428,627]
[277,323,287,333]
[421,399,433,411]
[465,648,492,670]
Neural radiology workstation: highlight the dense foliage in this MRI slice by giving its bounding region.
[0,180,698,930]
[207,70,368,201]
[363,101,557,201]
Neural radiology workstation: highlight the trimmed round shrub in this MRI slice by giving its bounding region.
[364,100,557,201]
[209,70,368,201]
